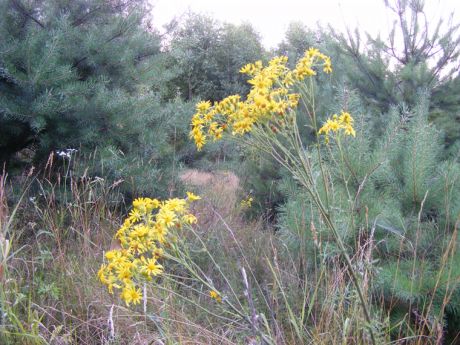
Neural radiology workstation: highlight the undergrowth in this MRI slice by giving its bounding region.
[1,51,459,345]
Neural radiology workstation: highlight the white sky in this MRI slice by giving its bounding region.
[150,0,459,49]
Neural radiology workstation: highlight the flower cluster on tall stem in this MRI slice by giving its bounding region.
[189,48,376,345]
[190,48,335,150]
[98,193,200,306]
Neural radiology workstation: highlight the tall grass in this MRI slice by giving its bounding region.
[0,148,459,344]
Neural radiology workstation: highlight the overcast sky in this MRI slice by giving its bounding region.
[150,0,459,48]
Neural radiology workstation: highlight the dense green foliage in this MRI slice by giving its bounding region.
[167,13,265,101]
[0,0,160,162]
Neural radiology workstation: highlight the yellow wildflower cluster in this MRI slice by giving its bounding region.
[240,196,253,209]
[318,111,356,143]
[190,48,333,150]
[293,47,332,78]
[98,192,201,306]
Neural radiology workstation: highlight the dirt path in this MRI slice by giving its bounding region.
[180,169,239,191]
[179,168,240,212]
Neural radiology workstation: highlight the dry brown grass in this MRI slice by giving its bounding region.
[1,164,251,344]
[3,163,453,344]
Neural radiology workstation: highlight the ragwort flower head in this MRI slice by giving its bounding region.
[98,194,200,306]
[318,111,356,143]
[209,290,222,303]
[190,48,334,151]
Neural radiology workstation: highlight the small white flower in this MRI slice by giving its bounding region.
[56,148,77,159]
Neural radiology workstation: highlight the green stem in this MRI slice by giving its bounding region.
[262,122,377,345]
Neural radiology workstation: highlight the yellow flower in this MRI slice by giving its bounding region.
[132,224,149,238]
[307,47,320,57]
[288,93,300,108]
[182,214,198,224]
[240,196,253,209]
[318,112,356,142]
[106,275,120,294]
[98,265,108,284]
[146,198,161,211]
[344,124,356,137]
[128,239,147,254]
[153,247,164,259]
[323,57,332,73]
[194,131,206,151]
[209,290,222,303]
[164,198,187,213]
[209,123,224,140]
[232,118,254,135]
[105,250,119,261]
[196,101,211,113]
[240,63,254,74]
[121,285,142,306]
[141,257,163,276]
[132,198,149,214]
[328,119,340,132]
[187,192,201,201]
[128,209,142,222]
[191,114,205,127]
[152,223,168,243]
[339,111,353,125]
[117,264,133,281]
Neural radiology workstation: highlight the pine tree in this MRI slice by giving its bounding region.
[167,13,265,102]
[0,0,165,166]
[331,0,460,148]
